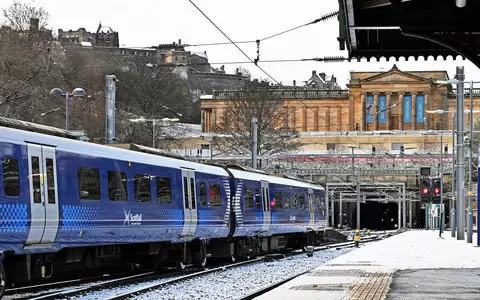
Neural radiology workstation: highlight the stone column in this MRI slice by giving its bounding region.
[325,106,331,131]
[349,94,355,131]
[314,106,319,131]
[424,93,430,130]
[386,92,392,130]
[373,92,379,130]
[302,107,307,132]
[411,92,417,130]
[361,93,366,131]
[337,106,342,131]
[399,92,404,130]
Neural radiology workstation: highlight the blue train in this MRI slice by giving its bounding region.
[0,126,326,293]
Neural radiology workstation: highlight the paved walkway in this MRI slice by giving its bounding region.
[255,231,480,300]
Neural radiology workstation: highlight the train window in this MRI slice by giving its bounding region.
[275,191,283,208]
[315,194,322,211]
[2,157,20,197]
[209,184,221,206]
[244,188,254,208]
[298,194,306,210]
[190,178,196,209]
[284,192,290,209]
[134,174,151,203]
[156,177,172,203]
[183,176,189,209]
[292,193,298,209]
[31,157,41,203]
[108,171,128,201]
[45,158,56,204]
[255,189,261,208]
[78,167,101,200]
[199,182,207,206]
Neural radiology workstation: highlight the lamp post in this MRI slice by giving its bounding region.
[129,117,179,148]
[50,87,86,131]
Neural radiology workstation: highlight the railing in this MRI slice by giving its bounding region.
[451,88,480,97]
[212,89,349,99]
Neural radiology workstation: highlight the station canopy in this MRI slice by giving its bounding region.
[338,0,480,68]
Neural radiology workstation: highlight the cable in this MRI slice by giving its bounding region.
[185,10,339,47]
[187,0,280,84]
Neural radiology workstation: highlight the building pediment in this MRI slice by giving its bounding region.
[361,65,432,84]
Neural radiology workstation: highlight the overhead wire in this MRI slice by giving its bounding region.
[187,0,377,193]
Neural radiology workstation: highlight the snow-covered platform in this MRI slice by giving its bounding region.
[255,230,480,300]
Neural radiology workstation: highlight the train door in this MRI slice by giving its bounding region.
[180,169,197,237]
[260,181,271,232]
[308,188,315,226]
[26,144,59,244]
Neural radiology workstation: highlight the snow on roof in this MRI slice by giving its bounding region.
[81,41,92,47]
[98,26,114,33]
[192,52,208,59]
[200,95,214,100]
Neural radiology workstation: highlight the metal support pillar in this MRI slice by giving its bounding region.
[467,81,474,243]
[252,118,258,169]
[456,66,465,240]
[339,193,343,228]
[440,132,444,237]
[325,187,330,228]
[397,193,401,230]
[332,193,335,228]
[402,184,407,229]
[356,183,361,229]
[451,111,456,237]
[105,75,117,144]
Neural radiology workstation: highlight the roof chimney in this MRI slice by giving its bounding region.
[293,80,296,86]
[319,72,326,81]
[312,70,317,77]
[178,39,181,45]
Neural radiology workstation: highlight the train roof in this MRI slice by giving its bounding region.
[227,168,324,190]
[0,127,229,177]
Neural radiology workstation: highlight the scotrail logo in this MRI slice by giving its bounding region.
[123,209,142,226]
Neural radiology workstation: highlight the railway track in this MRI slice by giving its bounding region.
[6,231,391,300]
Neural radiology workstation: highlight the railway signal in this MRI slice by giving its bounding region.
[431,178,441,203]
[419,177,431,202]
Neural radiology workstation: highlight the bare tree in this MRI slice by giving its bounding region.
[2,0,49,31]
[216,81,301,157]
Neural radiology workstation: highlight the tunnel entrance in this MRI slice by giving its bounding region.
[354,202,399,230]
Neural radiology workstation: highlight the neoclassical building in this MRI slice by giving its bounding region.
[202,65,480,135]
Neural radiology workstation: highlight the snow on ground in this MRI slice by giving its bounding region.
[132,249,350,300]
[323,230,480,270]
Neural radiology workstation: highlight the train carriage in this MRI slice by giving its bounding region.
[0,126,326,296]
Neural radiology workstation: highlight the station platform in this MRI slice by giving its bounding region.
[255,230,480,300]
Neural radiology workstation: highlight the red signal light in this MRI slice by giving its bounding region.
[434,188,440,195]
[270,201,276,207]
[422,188,429,195]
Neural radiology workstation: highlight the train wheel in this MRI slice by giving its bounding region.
[0,262,6,298]
[197,256,207,270]
[176,261,186,272]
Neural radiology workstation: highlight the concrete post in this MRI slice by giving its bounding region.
[105,75,117,144]
[403,183,407,229]
[252,118,258,169]
[340,193,343,228]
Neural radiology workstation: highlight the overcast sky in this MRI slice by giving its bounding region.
[13,0,480,88]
